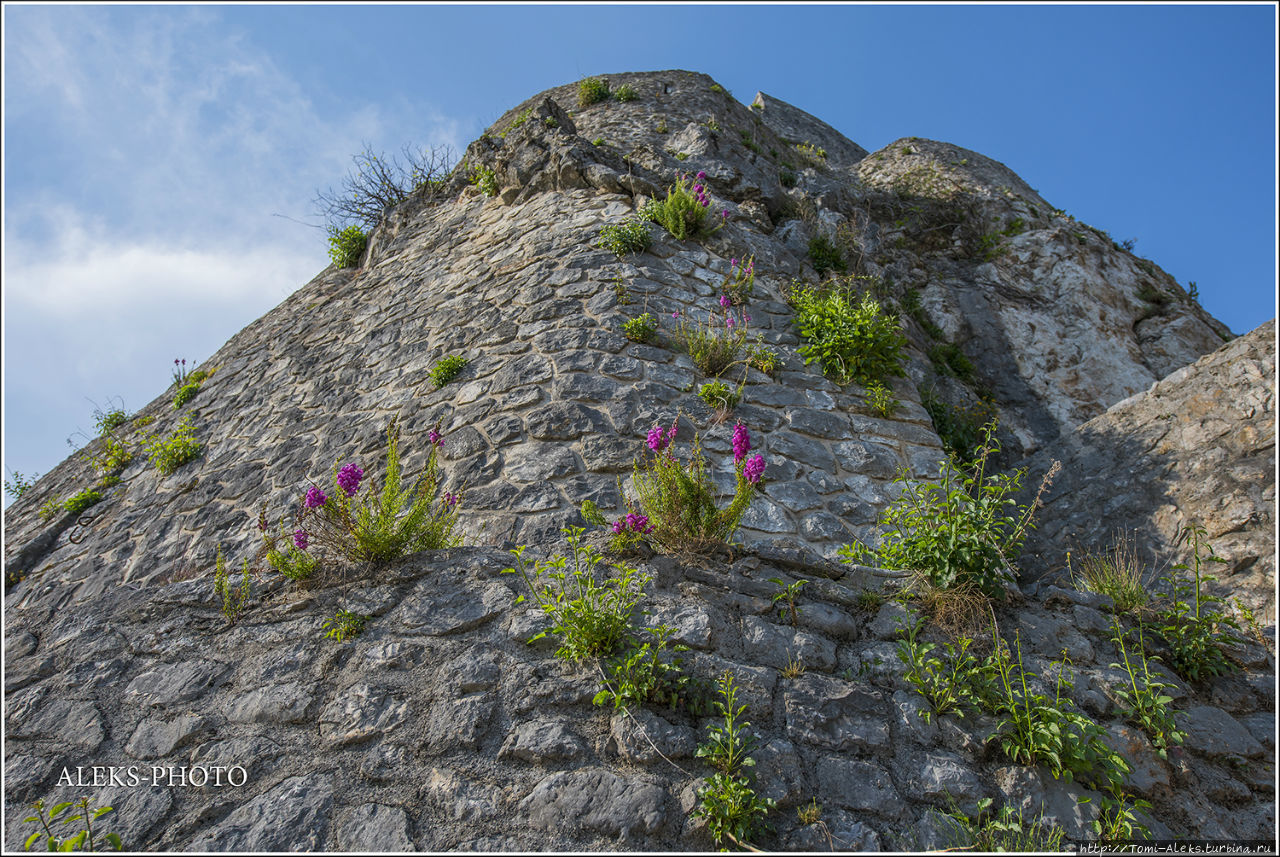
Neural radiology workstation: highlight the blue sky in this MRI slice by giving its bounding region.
[3,3,1276,505]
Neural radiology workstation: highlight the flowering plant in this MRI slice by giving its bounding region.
[668,299,753,377]
[639,171,728,241]
[721,255,755,305]
[261,419,462,577]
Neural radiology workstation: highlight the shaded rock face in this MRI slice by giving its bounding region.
[3,69,1273,851]
[1023,320,1276,620]
[3,547,1274,851]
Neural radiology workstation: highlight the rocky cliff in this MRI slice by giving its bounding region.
[3,69,1273,851]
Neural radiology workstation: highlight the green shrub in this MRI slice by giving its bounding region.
[597,217,652,257]
[622,312,658,343]
[323,609,369,642]
[630,419,764,556]
[38,498,62,521]
[62,487,103,516]
[94,408,130,435]
[280,420,462,568]
[22,796,123,852]
[790,287,906,386]
[577,77,611,107]
[639,172,726,241]
[779,170,797,188]
[795,141,826,166]
[173,381,202,410]
[327,225,367,269]
[698,380,740,413]
[896,618,983,722]
[920,386,996,463]
[260,506,318,582]
[669,303,751,377]
[4,471,38,499]
[145,417,203,475]
[807,234,846,276]
[1108,618,1185,758]
[721,255,755,305]
[928,342,975,381]
[613,84,637,102]
[745,341,779,376]
[470,164,498,197]
[430,355,468,389]
[840,423,1056,599]
[937,798,1065,852]
[503,526,648,661]
[693,672,776,849]
[213,546,252,625]
[1148,524,1243,682]
[593,624,696,711]
[864,381,900,418]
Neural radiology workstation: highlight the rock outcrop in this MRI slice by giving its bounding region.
[3,69,1273,851]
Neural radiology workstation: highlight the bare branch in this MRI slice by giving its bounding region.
[313,143,459,231]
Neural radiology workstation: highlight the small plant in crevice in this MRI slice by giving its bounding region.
[927,342,974,382]
[430,355,468,389]
[327,225,368,269]
[23,796,123,852]
[94,405,131,435]
[693,671,776,850]
[62,487,104,516]
[797,799,822,826]
[639,171,727,242]
[780,652,806,679]
[323,609,369,642]
[895,618,983,722]
[794,141,826,167]
[144,417,203,476]
[213,545,252,625]
[768,577,807,627]
[597,216,652,258]
[38,498,63,522]
[779,169,797,188]
[470,164,498,197]
[577,76,611,107]
[503,526,649,662]
[593,623,700,712]
[622,312,658,343]
[1147,523,1243,682]
[5,471,38,499]
[790,285,905,387]
[1068,534,1153,614]
[807,233,846,276]
[720,255,755,305]
[698,379,740,416]
[629,418,765,557]
[1107,617,1185,758]
[919,385,997,464]
[840,422,1058,600]
[744,341,779,376]
[864,381,900,418]
[937,797,1065,853]
[668,300,753,377]
[1089,787,1153,844]
[613,83,637,102]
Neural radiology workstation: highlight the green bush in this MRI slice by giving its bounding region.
[503,527,648,661]
[639,173,725,242]
[327,225,368,269]
[864,381,900,418]
[1109,618,1186,758]
[597,217,652,257]
[430,355,468,389]
[622,312,658,343]
[698,380,740,413]
[470,164,498,197]
[62,487,103,516]
[323,609,369,642]
[94,408,130,435]
[937,798,1065,852]
[173,381,202,409]
[145,417,203,475]
[593,624,697,711]
[807,234,846,276]
[613,84,637,102]
[920,386,996,464]
[669,303,751,377]
[693,672,776,849]
[840,423,1054,599]
[896,618,983,722]
[790,287,906,386]
[577,77,611,107]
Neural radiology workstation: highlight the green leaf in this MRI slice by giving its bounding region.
[49,803,73,819]
[23,832,43,850]
[105,833,123,851]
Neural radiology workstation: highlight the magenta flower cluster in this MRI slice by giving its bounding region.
[744,453,766,484]
[647,420,678,453]
[429,428,443,446]
[611,511,653,536]
[444,492,459,508]
[733,423,751,462]
[691,171,711,208]
[304,486,328,509]
[337,463,364,497]
[293,529,309,551]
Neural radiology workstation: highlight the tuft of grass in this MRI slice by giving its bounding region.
[577,77,610,107]
[807,234,846,276]
[1069,535,1152,613]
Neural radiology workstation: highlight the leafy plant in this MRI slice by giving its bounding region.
[23,796,122,852]
[327,225,368,269]
[593,624,696,711]
[807,234,846,276]
[939,797,1065,852]
[797,800,822,826]
[259,505,318,582]
[38,498,63,521]
[721,255,755,304]
[503,527,649,662]
[277,420,462,569]
[768,577,807,627]
[144,417,203,475]
[895,618,982,722]
[840,422,1057,599]
[928,342,974,381]
[592,137,605,147]
[1069,535,1152,613]
[790,287,906,386]
[173,381,202,409]
[430,355,468,389]
[62,487,103,516]
[1090,788,1153,844]
[629,419,765,556]
[919,384,998,464]
[780,652,806,679]
[744,341,779,376]
[864,381,900,418]
[613,83,637,102]
[698,380,740,414]
[5,471,38,499]
[693,672,776,850]
[1148,523,1243,682]
[597,217,652,257]
[470,164,498,197]
[987,633,1131,791]
[93,407,130,435]
[669,303,752,378]
[795,141,826,166]
[639,171,727,241]
[1108,618,1185,758]
[213,545,252,625]
[622,312,658,343]
[323,609,369,642]
[779,169,797,188]
[577,76,611,107]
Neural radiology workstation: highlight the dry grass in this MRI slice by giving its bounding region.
[911,574,995,643]
[1069,533,1153,614]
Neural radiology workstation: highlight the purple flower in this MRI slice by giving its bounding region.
[612,519,625,535]
[429,428,443,446]
[726,316,735,328]
[694,184,704,194]
[701,199,709,207]
[444,492,459,508]
[732,423,751,463]
[304,486,327,509]
[647,423,669,453]
[174,358,179,365]
[744,454,766,484]
[293,529,309,551]
[672,310,680,319]
[722,210,729,219]
[337,463,364,497]
[730,258,738,267]
[696,171,706,180]
[719,295,731,309]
